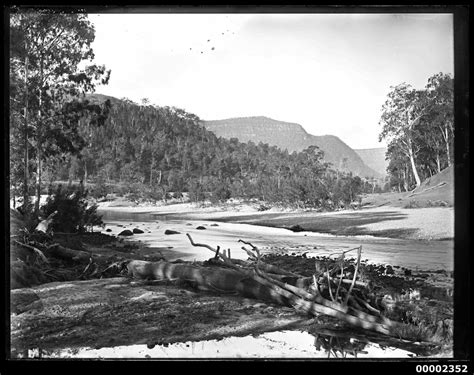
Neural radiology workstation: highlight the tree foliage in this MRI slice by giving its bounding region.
[379,73,454,192]
[54,95,371,209]
[9,8,111,213]
[42,183,103,233]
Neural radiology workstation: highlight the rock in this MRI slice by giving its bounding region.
[133,228,144,234]
[164,229,180,235]
[385,265,394,275]
[105,229,112,232]
[404,269,412,276]
[289,224,305,232]
[196,226,206,230]
[118,230,133,236]
[210,223,219,227]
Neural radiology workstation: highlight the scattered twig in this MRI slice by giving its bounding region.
[79,257,94,278]
[326,265,336,302]
[238,239,257,250]
[241,246,257,260]
[186,233,233,266]
[344,246,362,305]
[335,260,345,302]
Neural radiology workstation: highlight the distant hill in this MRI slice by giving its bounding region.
[203,116,382,178]
[354,148,388,177]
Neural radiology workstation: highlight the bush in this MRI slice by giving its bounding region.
[404,200,421,209]
[41,184,104,233]
[188,180,206,203]
[172,191,183,200]
[210,184,231,203]
[89,174,109,200]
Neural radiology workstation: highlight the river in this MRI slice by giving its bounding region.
[98,208,453,271]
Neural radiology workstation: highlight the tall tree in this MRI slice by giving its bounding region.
[10,8,110,213]
[379,83,429,189]
[425,73,454,168]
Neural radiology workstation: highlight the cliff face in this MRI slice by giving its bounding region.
[204,116,310,151]
[203,116,382,178]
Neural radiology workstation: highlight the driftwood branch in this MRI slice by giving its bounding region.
[344,246,362,305]
[13,240,49,263]
[43,243,92,263]
[186,233,233,266]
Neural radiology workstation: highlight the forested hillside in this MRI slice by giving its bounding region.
[33,94,378,209]
[203,117,382,179]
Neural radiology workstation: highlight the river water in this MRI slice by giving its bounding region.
[98,208,453,271]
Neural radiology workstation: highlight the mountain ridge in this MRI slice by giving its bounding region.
[202,116,382,178]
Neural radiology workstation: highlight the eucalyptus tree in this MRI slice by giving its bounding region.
[425,73,454,168]
[379,83,429,189]
[10,8,110,213]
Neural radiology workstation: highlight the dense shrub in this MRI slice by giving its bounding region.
[89,173,109,199]
[188,179,206,203]
[42,184,104,233]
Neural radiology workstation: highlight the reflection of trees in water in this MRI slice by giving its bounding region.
[314,333,368,358]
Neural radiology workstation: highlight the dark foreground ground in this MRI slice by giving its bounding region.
[9,230,453,359]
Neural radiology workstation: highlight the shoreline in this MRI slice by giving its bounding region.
[96,203,454,272]
[96,200,454,241]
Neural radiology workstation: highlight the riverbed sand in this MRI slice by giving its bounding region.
[97,202,454,271]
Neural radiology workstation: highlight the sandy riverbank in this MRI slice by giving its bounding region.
[96,201,454,271]
[97,200,455,241]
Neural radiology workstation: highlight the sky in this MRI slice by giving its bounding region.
[87,12,453,149]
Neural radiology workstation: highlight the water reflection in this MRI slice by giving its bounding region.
[12,329,421,359]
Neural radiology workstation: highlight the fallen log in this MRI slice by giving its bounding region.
[42,244,92,263]
[127,260,286,303]
[127,258,400,338]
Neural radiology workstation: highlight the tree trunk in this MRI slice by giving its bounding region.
[407,143,421,189]
[35,57,44,215]
[436,152,441,174]
[402,169,408,192]
[127,260,397,337]
[23,54,29,207]
[35,144,42,215]
[149,155,154,187]
[445,127,451,167]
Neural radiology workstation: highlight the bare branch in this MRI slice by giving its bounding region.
[344,246,362,305]
[13,240,49,263]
